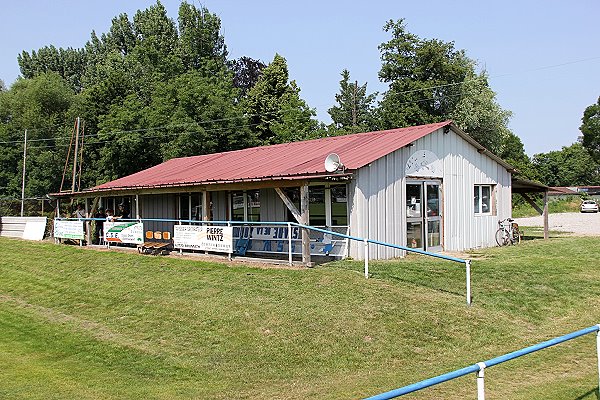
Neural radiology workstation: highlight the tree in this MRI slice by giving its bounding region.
[450,71,512,154]
[243,54,319,144]
[580,96,600,163]
[229,56,266,97]
[532,143,600,187]
[178,2,228,71]
[328,69,377,133]
[377,19,472,129]
[0,73,75,197]
[18,46,87,92]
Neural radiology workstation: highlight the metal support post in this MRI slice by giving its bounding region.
[597,325,600,391]
[476,362,486,400]
[288,222,293,266]
[466,259,472,306]
[228,222,232,261]
[364,239,369,279]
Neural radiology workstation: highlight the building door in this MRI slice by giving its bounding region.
[406,181,442,252]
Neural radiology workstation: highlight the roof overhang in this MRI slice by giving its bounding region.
[48,171,354,199]
[512,177,548,194]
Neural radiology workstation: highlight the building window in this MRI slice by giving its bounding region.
[282,185,348,226]
[309,186,326,226]
[474,185,492,214]
[247,190,261,222]
[331,185,347,226]
[231,190,260,221]
[179,193,203,222]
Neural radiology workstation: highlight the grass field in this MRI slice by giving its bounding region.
[1,236,599,399]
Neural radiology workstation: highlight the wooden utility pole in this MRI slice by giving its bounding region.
[352,81,358,127]
[20,129,27,217]
[71,117,80,193]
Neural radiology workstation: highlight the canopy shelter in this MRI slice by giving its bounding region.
[512,177,549,239]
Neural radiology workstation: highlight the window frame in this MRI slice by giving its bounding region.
[474,184,493,215]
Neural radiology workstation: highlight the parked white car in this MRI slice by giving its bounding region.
[580,200,599,213]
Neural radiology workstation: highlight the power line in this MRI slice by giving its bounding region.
[2,54,598,147]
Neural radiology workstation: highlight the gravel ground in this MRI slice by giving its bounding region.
[514,212,600,236]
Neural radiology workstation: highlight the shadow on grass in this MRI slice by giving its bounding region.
[573,387,599,400]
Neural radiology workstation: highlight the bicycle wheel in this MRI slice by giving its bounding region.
[511,226,521,244]
[495,228,510,246]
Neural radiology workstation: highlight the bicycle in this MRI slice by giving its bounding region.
[495,218,521,246]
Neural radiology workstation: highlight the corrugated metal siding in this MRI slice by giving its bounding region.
[350,127,512,259]
[140,194,177,238]
[260,188,288,222]
[211,191,228,221]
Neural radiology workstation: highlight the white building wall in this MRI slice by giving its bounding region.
[349,127,512,259]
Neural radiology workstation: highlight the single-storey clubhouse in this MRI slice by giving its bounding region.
[52,121,518,261]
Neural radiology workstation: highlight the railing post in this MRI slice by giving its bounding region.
[476,362,486,400]
[227,222,232,261]
[596,324,600,391]
[466,259,472,306]
[364,239,369,279]
[288,222,293,266]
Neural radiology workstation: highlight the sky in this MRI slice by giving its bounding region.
[1,0,599,156]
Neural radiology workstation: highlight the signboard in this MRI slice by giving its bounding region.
[405,150,442,177]
[54,220,85,240]
[234,225,346,257]
[174,225,233,253]
[23,218,47,241]
[104,221,144,244]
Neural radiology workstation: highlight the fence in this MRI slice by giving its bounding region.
[0,197,55,217]
[53,217,473,305]
[365,324,600,400]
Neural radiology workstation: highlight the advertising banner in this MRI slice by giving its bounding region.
[104,221,144,244]
[54,220,85,240]
[174,225,233,253]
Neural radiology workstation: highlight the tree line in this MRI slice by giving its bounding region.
[1,1,599,203]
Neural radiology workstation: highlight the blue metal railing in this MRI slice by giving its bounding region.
[365,324,600,400]
[54,217,472,304]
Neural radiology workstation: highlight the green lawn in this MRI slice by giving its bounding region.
[0,236,599,399]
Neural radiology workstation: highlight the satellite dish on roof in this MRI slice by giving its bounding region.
[324,153,344,173]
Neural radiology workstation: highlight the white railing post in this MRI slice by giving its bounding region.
[466,259,472,306]
[596,324,600,391]
[288,223,293,266]
[476,362,486,400]
[364,239,369,279]
[228,222,232,261]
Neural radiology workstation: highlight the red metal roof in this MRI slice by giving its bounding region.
[91,121,452,192]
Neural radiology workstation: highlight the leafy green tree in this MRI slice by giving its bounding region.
[0,73,75,196]
[378,19,472,128]
[532,143,600,187]
[497,132,536,180]
[178,3,227,71]
[243,54,319,144]
[18,46,87,92]
[450,71,512,154]
[580,96,600,163]
[328,69,377,133]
